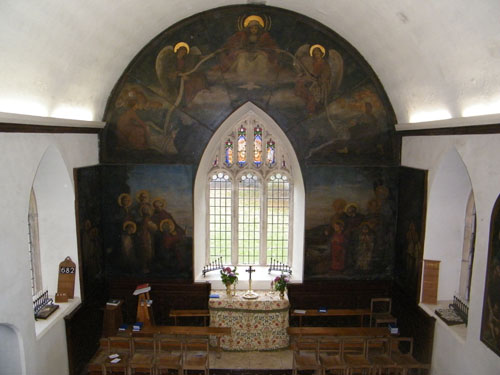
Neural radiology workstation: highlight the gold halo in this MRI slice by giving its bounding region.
[160,218,175,232]
[135,189,150,202]
[174,42,190,54]
[243,15,265,28]
[152,197,166,207]
[122,221,137,233]
[344,202,358,212]
[309,44,326,57]
[117,193,132,207]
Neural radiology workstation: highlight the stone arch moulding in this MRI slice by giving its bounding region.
[193,102,305,287]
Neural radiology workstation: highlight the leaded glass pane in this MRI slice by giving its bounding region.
[209,174,232,264]
[266,139,276,166]
[28,188,42,296]
[266,174,290,264]
[238,173,260,264]
[254,126,262,167]
[237,126,247,167]
[225,139,233,167]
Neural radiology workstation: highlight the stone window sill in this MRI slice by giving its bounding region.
[35,297,81,340]
[419,300,467,343]
[195,266,299,291]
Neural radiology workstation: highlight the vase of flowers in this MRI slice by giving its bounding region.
[273,274,289,299]
[220,266,238,296]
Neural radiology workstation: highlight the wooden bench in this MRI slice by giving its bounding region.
[169,309,210,326]
[133,325,231,358]
[287,326,390,338]
[291,308,371,327]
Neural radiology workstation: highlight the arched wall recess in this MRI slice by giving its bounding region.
[32,145,80,298]
[424,146,472,300]
[0,324,24,375]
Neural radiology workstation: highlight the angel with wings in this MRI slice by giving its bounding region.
[294,44,343,114]
[155,42,207,106]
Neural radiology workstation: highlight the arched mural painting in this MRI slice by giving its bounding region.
[78,5,401,282]
[100,5,397,166]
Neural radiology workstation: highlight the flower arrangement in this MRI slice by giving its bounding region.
[220,266,238,286]
[273,274,289,294]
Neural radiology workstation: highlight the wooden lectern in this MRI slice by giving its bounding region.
[136,292,154,326]
[102,300,123,337]
[134,284,154,326]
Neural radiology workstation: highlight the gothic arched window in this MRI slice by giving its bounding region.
[28,188,43,296]
[207,116,293,266]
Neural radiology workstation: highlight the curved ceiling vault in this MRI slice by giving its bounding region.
[1,0,500,125]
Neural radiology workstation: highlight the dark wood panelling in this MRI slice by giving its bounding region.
[392,283,435,363]
[0,122,101,133]
[288,280,392,309]
[65,302,104,375]
[287,280,392,327]
[107,279,211,325]
[397,123,500,137]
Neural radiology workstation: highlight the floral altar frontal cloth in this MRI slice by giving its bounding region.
[209,290,290,351]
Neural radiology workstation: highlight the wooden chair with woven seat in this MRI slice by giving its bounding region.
[129,336,155,375]
[389,337,430,375]
[102,335,132,375]
[182,336,209,375]
[367,337,399,375]
[318,337,347,375]
[342,337,373,375]
[370,298,397,327]
[155,334,183,375]
[87,339,110,375]
[292,337,321,375]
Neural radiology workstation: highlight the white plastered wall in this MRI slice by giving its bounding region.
[0,132,98,375]
[401,134,500,375]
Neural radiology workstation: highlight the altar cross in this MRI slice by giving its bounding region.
[246,265,255,281]
[243,265,259,299]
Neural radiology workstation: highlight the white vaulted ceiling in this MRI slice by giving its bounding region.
[1,0,500,126]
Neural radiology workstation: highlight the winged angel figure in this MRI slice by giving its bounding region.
[155,42,206,108]
[294,44,343,115]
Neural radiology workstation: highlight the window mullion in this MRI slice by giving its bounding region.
[260,178,266,266]
[232,175,238,266]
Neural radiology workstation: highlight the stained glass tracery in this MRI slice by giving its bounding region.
[237,126,246,167]
[225,139,233,167]
[266,139,275,166]
[254,126,263,167]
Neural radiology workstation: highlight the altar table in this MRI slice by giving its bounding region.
[209,290,290,351]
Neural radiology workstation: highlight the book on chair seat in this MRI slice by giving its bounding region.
[388,323,399,334]
[133,322,144,331]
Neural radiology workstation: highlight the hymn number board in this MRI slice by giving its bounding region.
[57,256,76,299]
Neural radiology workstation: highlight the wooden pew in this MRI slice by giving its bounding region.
[287,326,390,338]
[169,309,210,326]
[291,308,371,327]
[132,325,231,358]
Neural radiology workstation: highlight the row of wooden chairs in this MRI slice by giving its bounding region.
[370,298,397,328]
[88,334,209,375]
[292,336,429,375]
